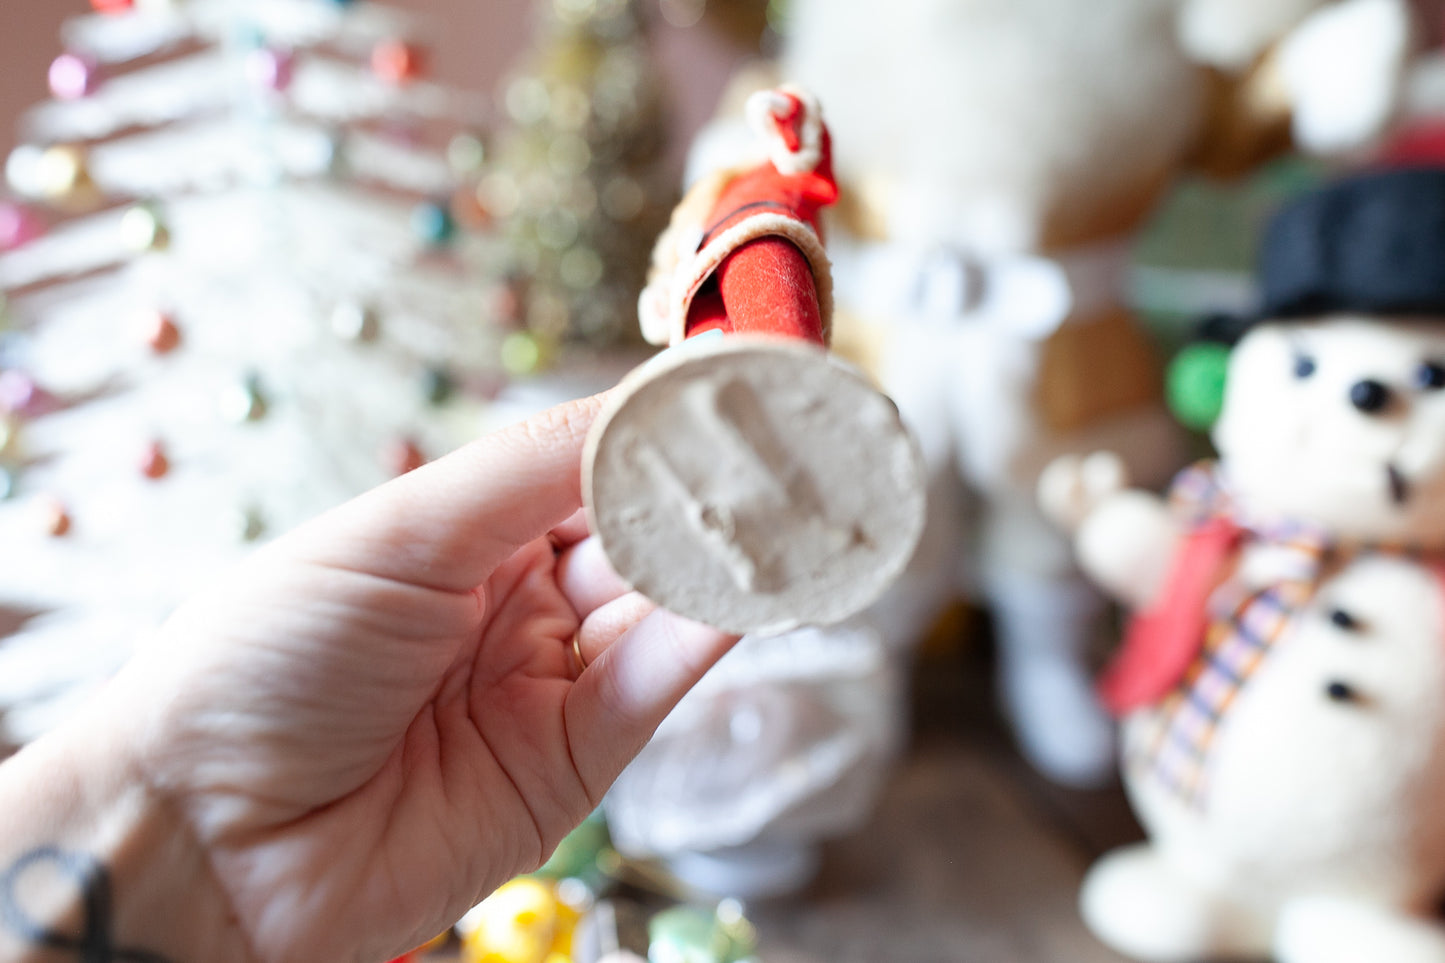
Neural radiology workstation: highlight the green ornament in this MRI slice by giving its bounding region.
[230,506,266,543]
[533,810,610,883]
[1167,341,1231,432]
[120,203,170,253]
[647,904,757,963]
[220,373,268,423]
[500,331,545,376]
[421,366,455,406]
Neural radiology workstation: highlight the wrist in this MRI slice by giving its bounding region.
[0,702,253,963]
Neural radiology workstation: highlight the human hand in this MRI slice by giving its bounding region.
[0,394,736,963]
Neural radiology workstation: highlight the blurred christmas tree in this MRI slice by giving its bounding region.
[0,0,505,744]
[478,0,673,358]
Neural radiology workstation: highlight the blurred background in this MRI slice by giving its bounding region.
[0,0,747,168]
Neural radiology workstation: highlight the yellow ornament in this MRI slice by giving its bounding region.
[0,416,22,459]
[456,878,580,963]
[36,146,97,205]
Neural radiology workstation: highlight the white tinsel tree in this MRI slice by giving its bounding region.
[0,0,511,744]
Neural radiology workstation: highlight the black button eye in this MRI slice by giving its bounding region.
[1326,680,1361,704]
[1293,355,1316,379]
[1414,361,1445,391]
[1329,609,1360,631]
[1350,379,1392,413]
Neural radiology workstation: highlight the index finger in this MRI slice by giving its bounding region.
[276,394,607,594]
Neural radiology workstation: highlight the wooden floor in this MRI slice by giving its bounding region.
[745,639,1143,963]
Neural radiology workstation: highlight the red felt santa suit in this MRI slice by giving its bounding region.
[638,87,838,348]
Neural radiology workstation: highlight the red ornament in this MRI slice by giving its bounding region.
[91,0,134,13]
[140,310,181,354]
[139,440,169,480]
[384,437,427,476]
[38,496,71,537]
[371,40,425,84]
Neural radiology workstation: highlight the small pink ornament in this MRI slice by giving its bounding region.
[245,47,296,92]
[0,202,44,251]
[0,370,55,417]
[49,52,101,101]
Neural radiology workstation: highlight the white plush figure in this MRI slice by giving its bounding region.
[736,0,1423,786]
[1041,168,1445,962]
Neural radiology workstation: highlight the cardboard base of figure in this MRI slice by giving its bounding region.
[582,334,925,636]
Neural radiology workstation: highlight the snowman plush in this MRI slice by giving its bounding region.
[1040,167,1445,962]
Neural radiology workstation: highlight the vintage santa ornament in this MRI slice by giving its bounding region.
[583,87,925,636]
[1041,167,1445,962]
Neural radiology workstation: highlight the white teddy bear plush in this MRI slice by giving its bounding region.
[1041,167,1445,962]
[768,0,1418,787]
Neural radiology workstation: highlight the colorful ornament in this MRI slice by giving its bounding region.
[319,130,349,179]
[48,53,101,101]
[456,877,582,963]
[1166,341,1232,431]
[245,47,296,92]
[37,496,71,537]
[499,331,544,376]
[7,145,98,205]
[0,416,21,459]
[119,204,170,252]
[646,902,758,963]
[0,202,45,251]
[39,146,95,204]
[421,367,454,406]
[90,0,134,14]
[139,440,169,479]
[371,40,425,84]
[330,301,379,342]
[0,367,50,416]
[533,811,612,885]
[383,437,426,476]
[138,309,181,354]
[219,375,267,423]
[230,507,265,543]
[0,371,55,418]
[411,201,456,247]
[447,133,486,175]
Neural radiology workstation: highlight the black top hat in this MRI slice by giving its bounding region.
[1260,166,1445,320]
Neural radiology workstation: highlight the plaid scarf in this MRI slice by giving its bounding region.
[1133,463,1333,809]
